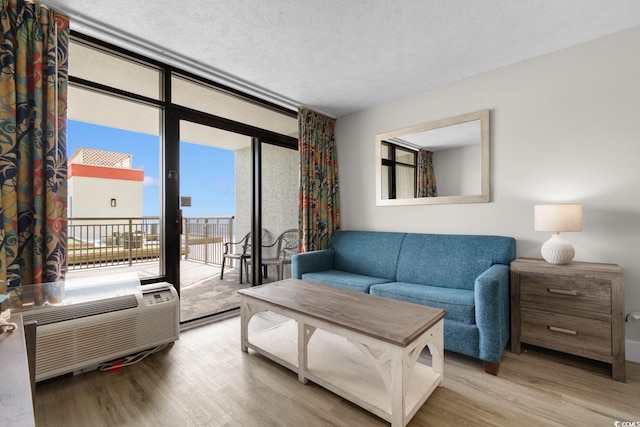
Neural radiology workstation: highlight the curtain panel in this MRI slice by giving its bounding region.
[0,0,69,298]
[417,149,437,197]
[298,108,340,252]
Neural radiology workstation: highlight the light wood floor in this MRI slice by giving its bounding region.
[34,314,640,427]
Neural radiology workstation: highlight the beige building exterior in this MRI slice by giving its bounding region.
[68,148,145,244]
[68,148,144,219]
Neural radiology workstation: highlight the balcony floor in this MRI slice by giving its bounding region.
[65,259,276,323]
[179,263,252,322]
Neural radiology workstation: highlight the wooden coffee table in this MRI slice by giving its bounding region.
[238,279,446,427]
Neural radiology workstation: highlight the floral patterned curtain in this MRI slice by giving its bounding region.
[298,108,340,252]
[417,149,437,197]
[0,0,69,299]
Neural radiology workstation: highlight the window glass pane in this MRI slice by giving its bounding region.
[68,86,160,135]
[381,165,391,199]
[396,165,415,199]
[396,148,416,165]
[66,86,162,279]
[171,75,298,138]
[381,143,390,160]
[69,40,161,100]
[179,121,243,320]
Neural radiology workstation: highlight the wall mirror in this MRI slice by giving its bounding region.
[375,109,490,206]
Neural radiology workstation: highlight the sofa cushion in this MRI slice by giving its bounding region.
[301,270,392,293]
[370,282,475,324]
[330,230,405,281]
[396,234,515,290]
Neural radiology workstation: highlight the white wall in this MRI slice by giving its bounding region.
[433,144,481,196]
[236,144,299,244]
[335,26,640,360]
[69,176,142,218]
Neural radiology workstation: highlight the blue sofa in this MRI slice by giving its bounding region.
[291,230,516,374]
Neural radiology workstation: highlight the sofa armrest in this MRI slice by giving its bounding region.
[474,264,511,364]
[291,249,335,279]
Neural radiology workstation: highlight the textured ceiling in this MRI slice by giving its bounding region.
[43,1,640,118]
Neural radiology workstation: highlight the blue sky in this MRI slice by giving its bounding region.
[67,120,236,217]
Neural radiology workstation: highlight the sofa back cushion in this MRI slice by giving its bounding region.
[330,230,405,281]
[396,234,516,290]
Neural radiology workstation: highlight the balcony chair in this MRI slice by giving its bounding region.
[220,229,270,284]
[246,228,300,283]
[220,232,251,284]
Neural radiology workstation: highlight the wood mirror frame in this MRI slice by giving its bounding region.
[375,109,490,206]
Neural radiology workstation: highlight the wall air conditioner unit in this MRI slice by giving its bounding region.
[18,276,179,382]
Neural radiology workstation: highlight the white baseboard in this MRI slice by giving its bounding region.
[626,339,640,363]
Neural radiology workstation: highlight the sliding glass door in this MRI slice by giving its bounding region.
[178,120,253,321]
[169,74,298,323]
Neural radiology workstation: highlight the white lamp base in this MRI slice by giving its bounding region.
[541,233,575,265]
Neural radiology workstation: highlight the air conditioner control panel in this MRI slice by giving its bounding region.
[142,289,176,306]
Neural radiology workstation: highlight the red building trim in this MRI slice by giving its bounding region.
[69,164,144,181]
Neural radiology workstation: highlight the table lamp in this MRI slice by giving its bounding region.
[534,204,583,264]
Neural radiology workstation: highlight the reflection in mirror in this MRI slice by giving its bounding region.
[376,110,490,206]
[381,143,417,199]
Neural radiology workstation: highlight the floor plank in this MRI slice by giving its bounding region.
[34,314,640,426]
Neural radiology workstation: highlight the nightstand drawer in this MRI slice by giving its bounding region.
[520,272,611,313]
[521,308,612,356]
[511,259,625,381]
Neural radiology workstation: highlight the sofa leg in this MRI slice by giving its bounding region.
[483,361,500,376]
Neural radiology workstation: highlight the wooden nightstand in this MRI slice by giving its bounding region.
[510,258,625,381]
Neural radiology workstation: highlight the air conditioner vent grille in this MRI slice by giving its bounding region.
[21,294,139,326]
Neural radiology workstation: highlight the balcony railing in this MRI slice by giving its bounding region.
[67,216,234,270]
[182,217,234,264]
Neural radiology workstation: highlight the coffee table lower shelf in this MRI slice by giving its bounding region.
[245,318,442,426]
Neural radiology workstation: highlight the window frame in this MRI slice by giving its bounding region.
[381,141,417,199]
[67,31,298,290]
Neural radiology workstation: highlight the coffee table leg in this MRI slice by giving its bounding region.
[298,323,316,384]
[297,321,307,383]
[240,298,249,352]
[390,347,405,427]
[428,321,444,387]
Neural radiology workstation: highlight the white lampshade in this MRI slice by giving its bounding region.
[534,204,583,232]
[534,204,583,264]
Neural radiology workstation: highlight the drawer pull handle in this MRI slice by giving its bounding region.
[547,288,578,296]
[548,326,578,335]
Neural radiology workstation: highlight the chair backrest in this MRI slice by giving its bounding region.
[276,228,300,259]
[242,229,271,254]
[224,231,250,255]
[241,232,252,251]
[260,228,271,246]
